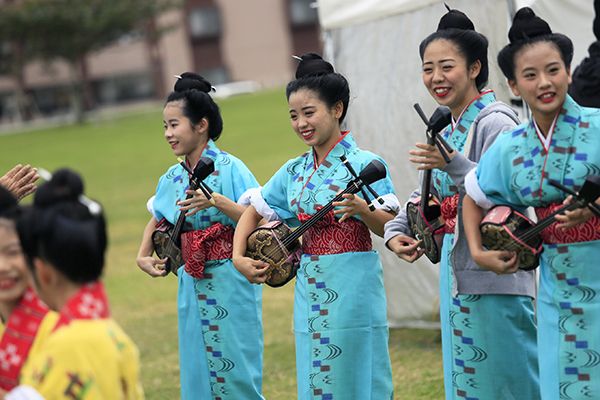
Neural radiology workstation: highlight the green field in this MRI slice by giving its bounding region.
[0,87,443,399]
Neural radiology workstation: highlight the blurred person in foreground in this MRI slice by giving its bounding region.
[0,186,58,395]
[3,169,144,400]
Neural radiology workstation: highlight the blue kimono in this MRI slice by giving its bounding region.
[151,139,264,400]
[433,91,539,400]
[471,95,600,400]
[253,132,397,400]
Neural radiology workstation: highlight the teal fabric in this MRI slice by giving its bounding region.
[260,132,395,399]
[476,95,600,399]
[440,233,539,400]
[152,139,264,400]
[433,90,496,198]
[433,92,539,399]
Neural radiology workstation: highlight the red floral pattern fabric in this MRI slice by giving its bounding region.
[53,281,110,332]
[0,288,49,390]
[441,193,459,234]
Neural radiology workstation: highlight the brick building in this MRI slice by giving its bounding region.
[0,0,322,120]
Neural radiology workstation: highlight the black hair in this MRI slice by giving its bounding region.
[497,7,573,81]
[0,185,19,221]
[418,6,489,92]
[16,169,106,284]
[166,72,224,141]
[285,53,351,123]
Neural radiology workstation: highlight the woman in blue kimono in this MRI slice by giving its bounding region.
[232,53,398,399]
[136,73,264,400]
[384,7,539,399]
[463,8,600,400]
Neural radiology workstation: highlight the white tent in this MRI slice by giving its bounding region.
[316,0,596,328]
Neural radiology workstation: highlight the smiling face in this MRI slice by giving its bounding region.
[422,39,482,118]
[0,221,30,319]
[288,88,343,161]
[509,41,571,126]
[163,101,208,164]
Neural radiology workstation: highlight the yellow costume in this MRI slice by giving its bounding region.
[17,282,144,400]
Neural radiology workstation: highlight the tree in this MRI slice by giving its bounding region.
[0,0,179,123]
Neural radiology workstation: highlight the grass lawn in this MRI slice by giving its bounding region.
[0,87,443,399]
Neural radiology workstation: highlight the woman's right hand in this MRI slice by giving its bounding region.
[233,255,270,285]
[470,248,519,275]
[137,255,169,277]
[387,234,425,263]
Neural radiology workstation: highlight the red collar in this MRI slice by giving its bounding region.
[0,287,49,390]
[53,281,110,332]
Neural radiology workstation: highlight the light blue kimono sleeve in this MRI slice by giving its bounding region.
[261,160,300,228]
[227,155,260,203]
[475,134,528,213]
[152,167,180,223]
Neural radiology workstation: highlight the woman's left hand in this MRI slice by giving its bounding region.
[409,142,452,170]
[178,189,214,216]
[333,193,369,223]
[555,195,594,230]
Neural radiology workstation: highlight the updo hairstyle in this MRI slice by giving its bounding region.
[166,72,224,141]
[497,7,573,81]
[17,169,106,284]
[419,6,489,92]
[0,185,19,229]
[286,53,351,123]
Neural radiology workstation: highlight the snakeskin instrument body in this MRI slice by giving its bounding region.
[246,221,301,287]
[480,206,542,271]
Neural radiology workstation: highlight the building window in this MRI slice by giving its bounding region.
[188,6,221,38]
[289,0,318,26]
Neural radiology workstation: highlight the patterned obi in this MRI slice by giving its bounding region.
[441,193,460,234]
[181,223,234,279]
[535,202,600,245]
[297,210,372,255]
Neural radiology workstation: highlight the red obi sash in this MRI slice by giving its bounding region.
[53,281,110,332]
[181,223,234,279]
[536,202,600,244]
[297,210,372,255]
[441,193,459,234]
[0,288,49,390]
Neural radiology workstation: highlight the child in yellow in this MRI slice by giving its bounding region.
[5,169,144,400]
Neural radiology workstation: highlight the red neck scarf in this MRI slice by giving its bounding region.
[53,281,110,332]
[0,287,49,390]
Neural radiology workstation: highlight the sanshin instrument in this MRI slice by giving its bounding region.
[480,175,600,270]
[406,104,452,263]
[246,158,387,287]
[152,157,215,275]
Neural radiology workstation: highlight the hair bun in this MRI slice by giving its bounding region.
[0,185,17,216]
[174,72,213,94]
[34,168,84,208]
[294,52,334,79]
[437,4,475,31]
[508,7,552,43]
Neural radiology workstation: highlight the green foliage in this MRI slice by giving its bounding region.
[0,88,443,399]
[0,0,178,63]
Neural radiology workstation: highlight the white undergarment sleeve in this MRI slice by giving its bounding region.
[465,168,496,210]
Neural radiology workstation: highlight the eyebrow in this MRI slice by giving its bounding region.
[289,106,316,114]
[521,61,561,73]
[0,242,20,252]
[423,59,455,66]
